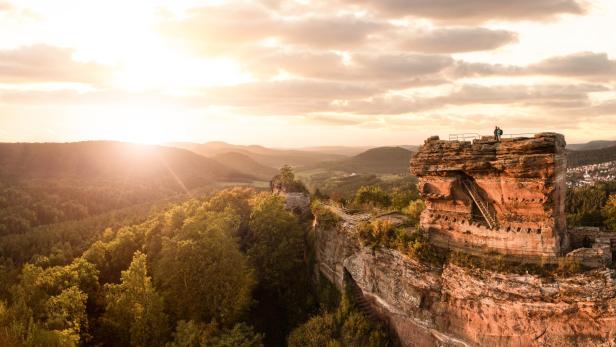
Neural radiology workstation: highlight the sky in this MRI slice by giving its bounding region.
[0,0,615,147]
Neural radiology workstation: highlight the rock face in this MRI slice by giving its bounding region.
[285,192,311,214]
[314,208,616,347]
[410,133,568,257]
[273,189,311,216]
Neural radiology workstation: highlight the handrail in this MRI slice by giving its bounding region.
[449,133,481,141]
[501,133,535,139]
[462,179,497,229]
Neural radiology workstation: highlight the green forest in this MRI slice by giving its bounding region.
[2,141,616,347]
[0,165,396,347]
[566,181,616,229]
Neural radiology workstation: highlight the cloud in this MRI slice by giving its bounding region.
[453,52,616,81]
[161,5,388,54]
[279,16,386,49]
[326,83,607,115]
[440,83,606,105]
[0,1,12,12]
[162,4,525,55]
[341,0,587,23]
[529,52,616,80]
[0,44,111,84]
[304,114,369,126]
[399,27,518,53]
[449,61,522,77]
[249,50,453,81]
[184,80,384,115]
[200,80,379,100]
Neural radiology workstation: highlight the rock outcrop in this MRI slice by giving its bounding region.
[410,133,567,257]
[314,208,616,347]
[273,189,311,216]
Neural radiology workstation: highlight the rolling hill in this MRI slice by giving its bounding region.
[568,145,616,167]
[295,145,374,157]
[212,152,279,181]
[567,140,616,151]
[0,141,253,187]
[170,141,347,168]
[297,144,420,157]
[304,147,414,174]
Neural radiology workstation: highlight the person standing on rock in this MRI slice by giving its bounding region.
[494,126,503,142]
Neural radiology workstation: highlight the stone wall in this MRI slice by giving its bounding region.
[410,133,567,257]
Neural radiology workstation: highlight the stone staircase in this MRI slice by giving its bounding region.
[346,273,379,321]
[462,178,498,229]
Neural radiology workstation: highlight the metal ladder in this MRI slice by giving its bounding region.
[462,179,497,229]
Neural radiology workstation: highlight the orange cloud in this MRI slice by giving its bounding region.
[0,44,111,84]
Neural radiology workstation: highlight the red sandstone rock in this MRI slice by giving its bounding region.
[314,207,616,347]
[410,133,568,257]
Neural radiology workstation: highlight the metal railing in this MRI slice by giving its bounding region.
[448,133,481,141]
[500,133,535,139]
[448,133,536,141]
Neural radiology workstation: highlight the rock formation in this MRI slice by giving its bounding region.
[410,133,567,257]
[314,208,616,347]
[270,170,311,216]
[313,133,616,346]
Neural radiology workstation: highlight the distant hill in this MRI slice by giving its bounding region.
[0,141,252,187]
[399,145,420,152]
[295,146,374,157]
[212,152,278,181]
[568,145,616,167]
[170,141,346,168]
[297,144,420,157]
[306,147,413,174]
[567,140,616,151]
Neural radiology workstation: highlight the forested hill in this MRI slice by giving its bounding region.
[0,142,257,238]
[568,145,616,167]
[170,141,346,168]
[213,152,278,181]
[305,147,414,174]
[567,140,616,151]
[0,141,252,184]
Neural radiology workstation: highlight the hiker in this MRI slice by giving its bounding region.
[494,126,503,142]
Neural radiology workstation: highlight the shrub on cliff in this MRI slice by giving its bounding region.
[602,194,616,231]
[356,221,447,265]
[311,201,341,230]
[287,292,390,347]
[270,165,308,193]
[167,321,263,347]
[449,251,583,277]
[352,186,391,210]
[402,199,425,226]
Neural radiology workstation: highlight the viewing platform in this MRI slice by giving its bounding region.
[448,132,537,142]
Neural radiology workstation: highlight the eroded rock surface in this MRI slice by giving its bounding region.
[410,133,568,257]
[314,209,616,347]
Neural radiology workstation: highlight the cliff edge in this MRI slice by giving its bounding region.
[410,133,567,257]
[314,207,616,347]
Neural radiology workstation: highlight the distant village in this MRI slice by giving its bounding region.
[567,161,616,187]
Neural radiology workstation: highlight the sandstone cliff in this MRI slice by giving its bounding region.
[410,133,567,257]
[314,208,616,347]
